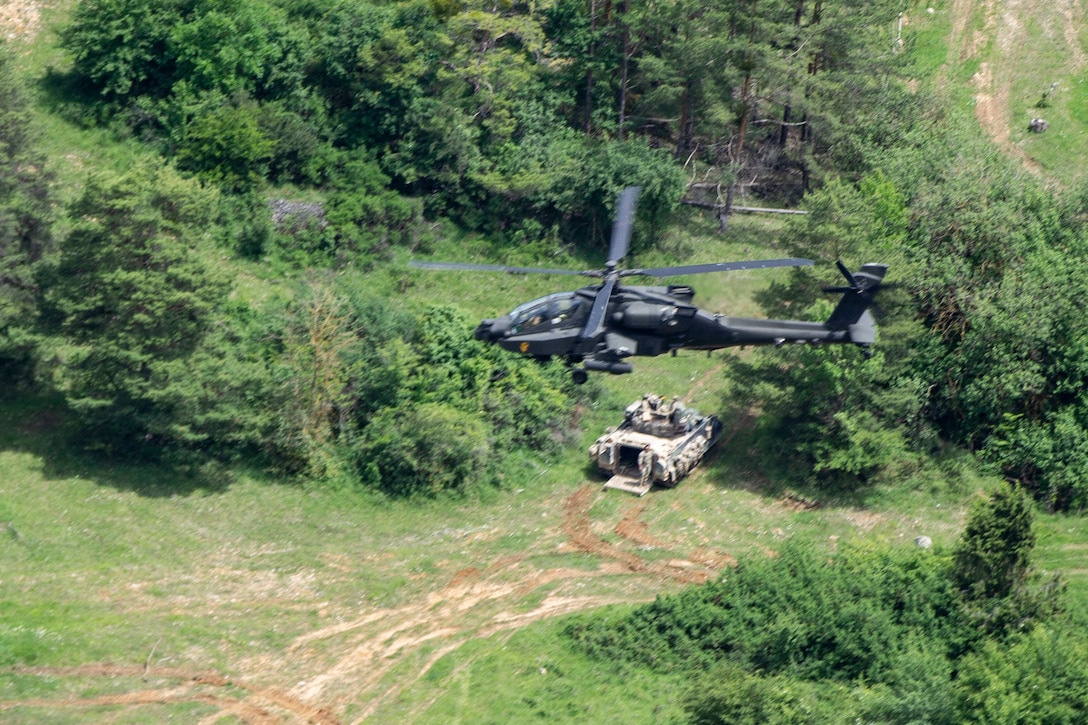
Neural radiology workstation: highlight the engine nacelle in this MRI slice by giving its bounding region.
[616,302,692,330]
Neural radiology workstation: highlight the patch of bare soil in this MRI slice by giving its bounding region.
[564,485,715,584]
[0,0,40,42]
[5,352,755,720]
[6,478,740,722]
[949,0,1078,176]
[1,665,339,724]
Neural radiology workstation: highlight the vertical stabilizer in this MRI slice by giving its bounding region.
[824,263,888,330]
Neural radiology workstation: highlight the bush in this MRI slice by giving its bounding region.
[565,543,968,682]
[355,402,492,496]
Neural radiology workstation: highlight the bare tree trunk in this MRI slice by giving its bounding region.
[616,0,630,139]
[779,101,791,146]
[676,83,695,159]
[718,182,736,232]
[583,0,599,134]
[736,72,752,157]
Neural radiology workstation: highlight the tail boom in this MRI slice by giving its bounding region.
[684,262,887,356]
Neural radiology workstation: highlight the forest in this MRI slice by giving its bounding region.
[3,0,1088,721]
[6,0,1088,508]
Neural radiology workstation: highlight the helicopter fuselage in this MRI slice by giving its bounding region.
[414,185,886,383]
[474,281,873,369]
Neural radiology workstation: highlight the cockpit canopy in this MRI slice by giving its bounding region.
[508,292,585,333]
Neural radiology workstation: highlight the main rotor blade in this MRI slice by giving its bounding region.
[632,257,814,278]
[608,186,640,264]
[409,260,586,276]
[580,277,616,342]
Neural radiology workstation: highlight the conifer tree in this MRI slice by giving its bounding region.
[0,48,54,384]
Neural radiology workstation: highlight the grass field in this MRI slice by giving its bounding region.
[915,0,1088,186]
[5,379,1086,721]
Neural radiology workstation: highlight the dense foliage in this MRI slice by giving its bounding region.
[4,2,1088,718]
[723,130,1088,508]
[0,49,53,386]
[8,0,1088,503]
[0,0,910,494]
[40,161,228,450]
[566,484,1079,724]
[54,0,909,242]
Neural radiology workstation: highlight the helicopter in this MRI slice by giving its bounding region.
[411,187,888,384]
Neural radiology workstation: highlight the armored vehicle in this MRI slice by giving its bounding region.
[589,395,723,495]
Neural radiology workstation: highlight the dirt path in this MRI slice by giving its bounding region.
[948,0,1086,176]
[2,478,744,722]
[3,379,750,721]
[0,1,1001,720]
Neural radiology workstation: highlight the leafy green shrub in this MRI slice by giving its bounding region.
[355,401,492,496]
[565,543,969,682]
[723,303,925,489]
[954,624,1088,724]
[406,305,578,451]
[854,638,958,725]
[41,161,229,452]
[60,0,188,102]
[492,133,686,249]
[0,49,54,386]
[952,482,1064,636]
[681,664,832,725]
[174,98,274,192]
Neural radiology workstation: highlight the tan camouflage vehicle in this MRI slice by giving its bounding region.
[589,395,723,495]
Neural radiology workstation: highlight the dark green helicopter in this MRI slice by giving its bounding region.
[411,187,888,384]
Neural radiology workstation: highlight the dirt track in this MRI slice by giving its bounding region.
[0,0,39,42]
[3,481,742,722]
[952,0,1085,176]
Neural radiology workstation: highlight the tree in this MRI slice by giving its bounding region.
[311,0,444,151]
[682,665,821,725]
[951,482,1062,636]
[0,48,54,385]
[60,0,191,101]
[174,97,274,191]
[886,137,1088,510]
[356,402,492,496]
[952,483,1036,602]
[954,625,1088,724]
[168,0,308,100]
[42,161,228,450]
[275,274,364,479]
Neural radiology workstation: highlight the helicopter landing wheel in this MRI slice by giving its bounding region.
[571,368,588,385]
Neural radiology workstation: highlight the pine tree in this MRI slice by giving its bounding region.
[0,48,54,385]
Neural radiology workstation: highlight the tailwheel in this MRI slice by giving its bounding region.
[571,368,589,385]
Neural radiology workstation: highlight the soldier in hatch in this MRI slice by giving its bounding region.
[638,444,655,488]
[660,395,679,417]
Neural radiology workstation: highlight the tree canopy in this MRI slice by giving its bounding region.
[5,0,1087,507]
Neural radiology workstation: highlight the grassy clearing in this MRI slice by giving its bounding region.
[403,621,691,725]
[10,372,1087,722]
[911,0,1088,185]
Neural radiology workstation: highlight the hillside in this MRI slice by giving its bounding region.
[4,1,1088,723]
[949,0,1088,183]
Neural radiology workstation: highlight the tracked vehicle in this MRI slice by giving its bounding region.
[589,395,723,495]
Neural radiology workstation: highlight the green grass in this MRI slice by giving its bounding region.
[11,379,1069,720]
[6,328,1088,720]
[403,621,691,725]
[909,0,1088,186]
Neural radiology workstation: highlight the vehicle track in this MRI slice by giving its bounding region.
[2,356,755,722]
[3,476,740,722]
